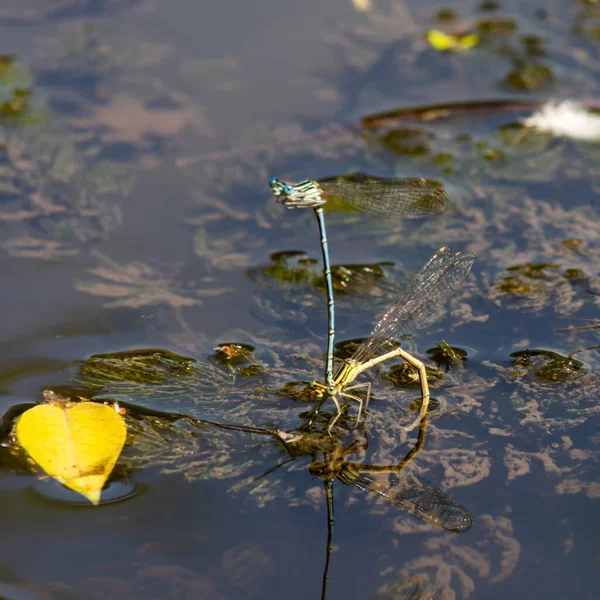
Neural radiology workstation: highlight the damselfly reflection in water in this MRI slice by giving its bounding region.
[307,246,474,433]
[275,419,472,533]
[213,415,472,533]
[269,174,449,388]
[214,410,472,600]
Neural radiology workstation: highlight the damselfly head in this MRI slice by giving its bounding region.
[268,177,286,197]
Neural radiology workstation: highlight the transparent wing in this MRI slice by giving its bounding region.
[351,246,475,364]
[319,173,449,218]
[352,471,473,533]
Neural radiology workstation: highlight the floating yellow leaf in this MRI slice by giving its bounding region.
[427,29,456,50]
[16,398,127,505]
[457,33,480,49]
[427,29,480,51]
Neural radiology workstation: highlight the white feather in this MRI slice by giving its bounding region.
[522,100,600,141]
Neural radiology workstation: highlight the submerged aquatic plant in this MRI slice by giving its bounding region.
[0,122,132,258]
[73,252,233,310]
[491,262,587,314]
[509,348,587,383]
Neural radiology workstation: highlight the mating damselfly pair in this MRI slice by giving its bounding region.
[270,173,474,432]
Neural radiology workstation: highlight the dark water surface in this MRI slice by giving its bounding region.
[1,1,599,599]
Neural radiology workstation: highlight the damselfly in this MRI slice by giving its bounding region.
[269,173,449,389]
[309,246,475,433]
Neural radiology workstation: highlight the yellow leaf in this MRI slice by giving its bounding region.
[458,33,480,49]
[426,29,480,51]
[16,400,127,505]
[427,29,458,50]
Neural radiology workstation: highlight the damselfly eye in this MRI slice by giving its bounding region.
[284,184,294,194]
[269,177,277,186]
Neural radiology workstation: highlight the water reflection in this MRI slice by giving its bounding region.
[212,407,472,599]
[0,341,474,598]
[32,476,139,506]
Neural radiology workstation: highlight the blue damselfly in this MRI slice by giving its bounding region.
[269,173,449,389]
